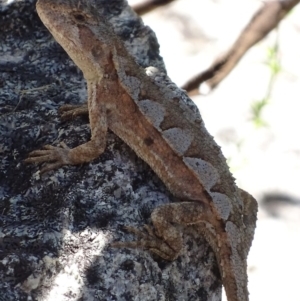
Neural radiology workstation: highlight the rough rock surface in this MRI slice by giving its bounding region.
[0,0,221,300]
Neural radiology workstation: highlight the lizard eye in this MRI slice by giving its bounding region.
[72,13,86,23]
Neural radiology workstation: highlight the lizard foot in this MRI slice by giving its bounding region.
[24,142,72,173]
[59,103,88,120]
[111,225,179,261]
[111,202,210,260]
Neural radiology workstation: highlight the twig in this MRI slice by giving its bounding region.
[132,0,176,15]
[182,0,300,95]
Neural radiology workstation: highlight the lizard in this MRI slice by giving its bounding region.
[25,0,258,300]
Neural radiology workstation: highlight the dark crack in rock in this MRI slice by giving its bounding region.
[0,0,221,300]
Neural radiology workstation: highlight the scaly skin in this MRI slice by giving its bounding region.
[25,1,258,300]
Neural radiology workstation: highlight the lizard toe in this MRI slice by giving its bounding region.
[59,104,88,120]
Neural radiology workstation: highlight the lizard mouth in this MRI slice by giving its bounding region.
[36,0,100,80]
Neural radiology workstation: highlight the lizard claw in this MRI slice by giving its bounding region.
[24,142,71,173]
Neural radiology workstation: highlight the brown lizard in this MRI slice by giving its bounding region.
[26,1,258,300]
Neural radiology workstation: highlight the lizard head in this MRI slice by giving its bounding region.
[36,0,119,81]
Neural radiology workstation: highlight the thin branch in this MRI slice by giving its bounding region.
[132,0,176,15]
[182,0,300,95]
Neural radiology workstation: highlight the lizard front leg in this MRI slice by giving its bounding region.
[25,82,107,173]
[112,201,213,261]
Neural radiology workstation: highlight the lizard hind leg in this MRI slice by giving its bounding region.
[112,201,212,261]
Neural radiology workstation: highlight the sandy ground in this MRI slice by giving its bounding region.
[129,0,300,300]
